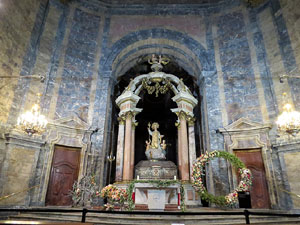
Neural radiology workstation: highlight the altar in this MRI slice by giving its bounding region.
[134,183,179,211]
[114,55,201,210]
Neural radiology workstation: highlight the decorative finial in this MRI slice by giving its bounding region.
[148,54,170,72]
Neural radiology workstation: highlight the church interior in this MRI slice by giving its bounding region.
[0,0,300,223]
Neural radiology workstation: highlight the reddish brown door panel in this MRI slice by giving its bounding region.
[46,146,81,206]
[235,150,270,209]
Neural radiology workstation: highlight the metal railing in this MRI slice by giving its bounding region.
[0,208,300,224]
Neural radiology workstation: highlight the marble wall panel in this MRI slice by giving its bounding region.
[216,11,262,124]
[0,0,40,123]
[54,8,101,122]
[283,152,300,208]
[0,148,35,205]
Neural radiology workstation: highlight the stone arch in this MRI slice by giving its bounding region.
[114,45,201,78]
[101,28,211,78]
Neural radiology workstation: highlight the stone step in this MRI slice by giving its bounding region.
[7,210,300,225]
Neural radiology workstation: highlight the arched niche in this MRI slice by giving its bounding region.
[114,58,201,182]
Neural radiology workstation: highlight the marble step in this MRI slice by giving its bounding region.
[7,211,300,225]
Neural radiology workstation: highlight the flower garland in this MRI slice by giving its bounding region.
[192,150,252,207]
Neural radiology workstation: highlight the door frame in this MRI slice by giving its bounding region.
[218,117,276,208]
[40,116,93,205]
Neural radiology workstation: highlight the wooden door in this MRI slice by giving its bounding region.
[235,149,270,208]
[46,145,81,206]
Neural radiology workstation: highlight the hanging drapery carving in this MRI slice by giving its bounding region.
[141,77,172,97]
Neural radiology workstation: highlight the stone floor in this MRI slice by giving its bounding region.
[0,207,300,224]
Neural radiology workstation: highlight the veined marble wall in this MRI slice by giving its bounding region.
[0,0,300,209]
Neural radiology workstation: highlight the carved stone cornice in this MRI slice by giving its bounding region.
[119,108,142,119]
[218,117,271,135]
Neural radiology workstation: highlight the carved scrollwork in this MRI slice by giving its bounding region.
[117,115,126,125]
[187,115,196,126]
[141,77,172,97]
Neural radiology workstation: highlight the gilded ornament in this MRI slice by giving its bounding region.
[187,116,196,126]
[117,116,126,125]
[124,111,134,119]
[141,77,171,97]
[132,121,138,128]
[176,111,188,121]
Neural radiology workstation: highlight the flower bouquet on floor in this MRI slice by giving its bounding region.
[99,184,128,211]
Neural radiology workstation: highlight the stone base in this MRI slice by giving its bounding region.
[134,182,179,211]
[135,160,177,180]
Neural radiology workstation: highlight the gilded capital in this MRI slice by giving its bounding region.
[187,116,196,126]
[117,116,126,125]
[176,111,188,121]
[124,111,134,120]
[132,121,138,128]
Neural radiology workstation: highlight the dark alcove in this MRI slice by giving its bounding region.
[135,89,178,165]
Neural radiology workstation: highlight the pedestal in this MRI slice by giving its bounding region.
[135,160,177,180]
[134,183,179,211]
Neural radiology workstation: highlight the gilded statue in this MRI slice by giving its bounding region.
[145,122,167,160]
[147,122,164,149]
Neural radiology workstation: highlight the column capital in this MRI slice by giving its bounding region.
[118,116,126,125]
[187,115,196,126]
[132,121,138,128]
[175,110,189,120]
[124,111,134,119]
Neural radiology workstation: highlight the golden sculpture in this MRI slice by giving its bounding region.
[141,77,171,97]
[145,122,167,160]
[147,122,164,149]
[148,54,169,65]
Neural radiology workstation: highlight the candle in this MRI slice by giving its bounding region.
[174,175,176,180]
[137,175,140,180]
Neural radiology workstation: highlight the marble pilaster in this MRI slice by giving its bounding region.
[115,116,125,182]
[129,121,137,180]
[179,112,190,181]
[123,112,133,181]
[188,117,196,181]
[176,122,182,179]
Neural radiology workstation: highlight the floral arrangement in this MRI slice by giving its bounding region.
[99,184,128,210]
[192,150,252,207]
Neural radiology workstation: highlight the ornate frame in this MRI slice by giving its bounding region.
[40,115,93,204]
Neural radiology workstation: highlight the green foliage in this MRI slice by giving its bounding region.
[180,184,186,212]
[192,150,250,207]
